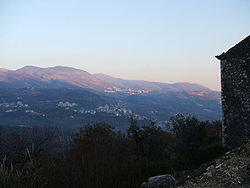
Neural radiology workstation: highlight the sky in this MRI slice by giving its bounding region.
[0,0,250,91]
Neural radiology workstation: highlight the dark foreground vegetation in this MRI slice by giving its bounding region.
[0,115,226,188]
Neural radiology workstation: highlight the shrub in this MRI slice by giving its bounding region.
[0,157,22,188]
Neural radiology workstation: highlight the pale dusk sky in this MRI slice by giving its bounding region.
[1,0,250,91]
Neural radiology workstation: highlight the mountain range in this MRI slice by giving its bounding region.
[0,66,221,130]
[0,66,213,93]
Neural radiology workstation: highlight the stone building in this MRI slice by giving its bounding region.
[216,35,250,147]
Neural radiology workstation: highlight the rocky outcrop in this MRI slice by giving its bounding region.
[141,142,250,188]
[182,142,250,188]
[141,174,176,188]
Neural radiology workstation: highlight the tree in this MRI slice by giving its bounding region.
[170,114,207,154]
[128,117,144,155]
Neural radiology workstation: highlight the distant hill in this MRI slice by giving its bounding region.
[0,66,103,90]
[0,66,222,129]
[0,88,132,130]
[0,66,215,93]
[0,68,9,72]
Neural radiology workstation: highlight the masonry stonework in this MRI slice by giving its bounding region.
[216,35,250,147]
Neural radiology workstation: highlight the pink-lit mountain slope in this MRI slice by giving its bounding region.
[0,66,216,94]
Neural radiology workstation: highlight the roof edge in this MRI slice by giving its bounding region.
[215,53,226,60]
[215,35,250,61]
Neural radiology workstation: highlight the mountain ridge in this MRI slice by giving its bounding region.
[0,66,215,93]
[0,66,222,128]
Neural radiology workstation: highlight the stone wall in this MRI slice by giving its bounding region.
[219,46,250,147]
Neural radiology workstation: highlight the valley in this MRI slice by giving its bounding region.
[0,67,221,130]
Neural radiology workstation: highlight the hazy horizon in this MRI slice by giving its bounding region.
[1,0,250,91]
[0,64,220,91]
